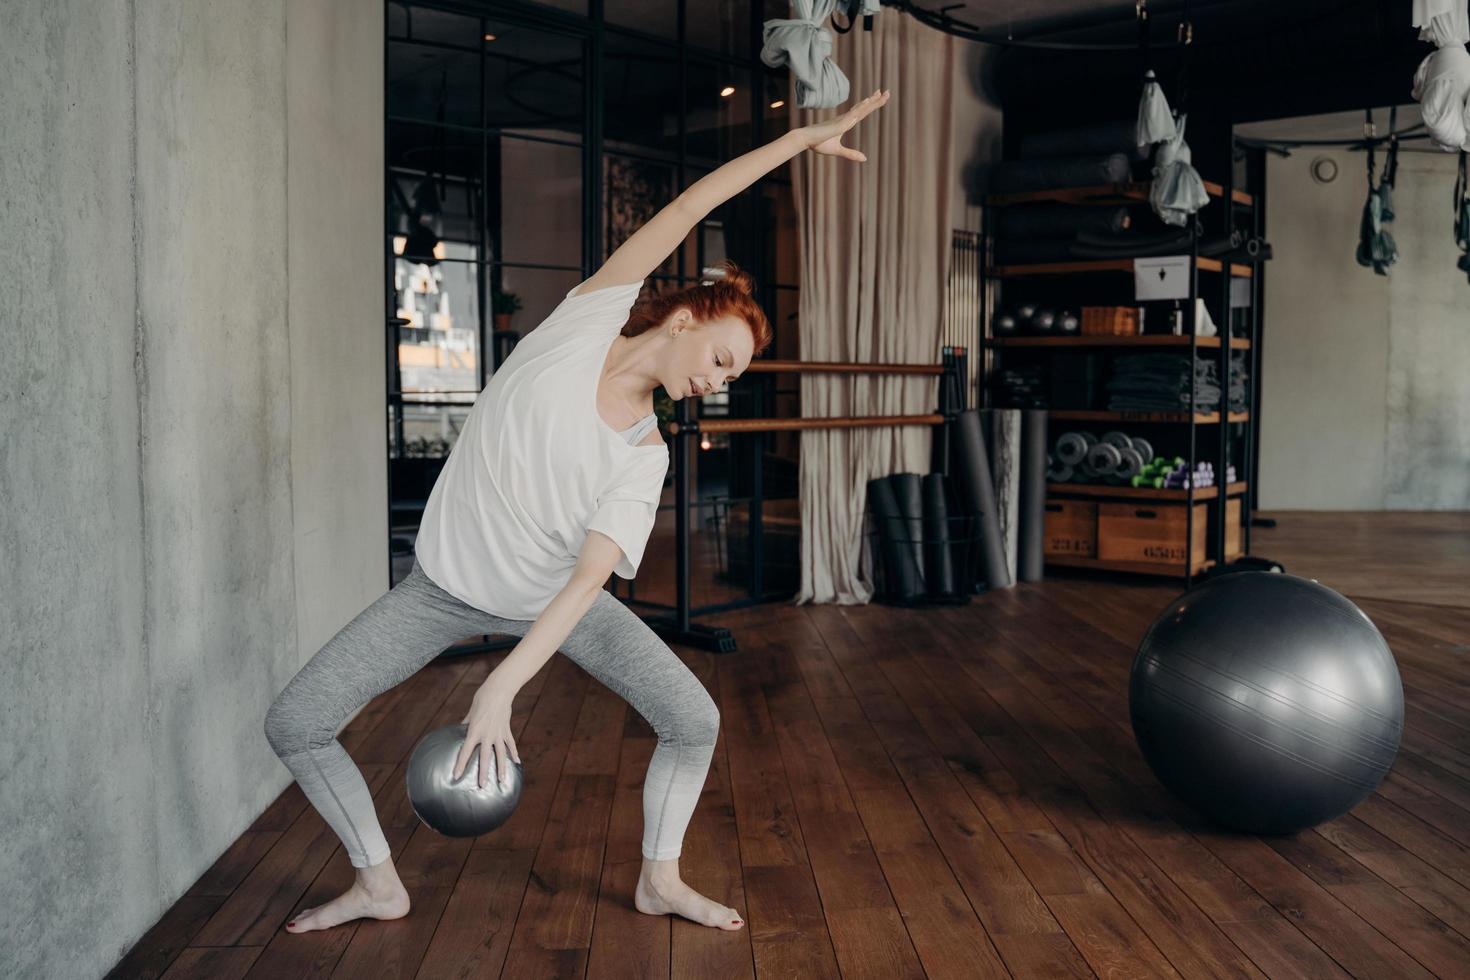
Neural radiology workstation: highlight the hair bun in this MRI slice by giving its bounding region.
[711,258,755,296]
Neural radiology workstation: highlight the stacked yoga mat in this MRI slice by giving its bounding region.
[1105,352,1249,413]
[865,409,1049,605]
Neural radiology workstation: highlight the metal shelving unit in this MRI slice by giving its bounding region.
[978,150,1264,587]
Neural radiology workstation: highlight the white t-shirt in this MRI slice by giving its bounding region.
[414,279,669,620]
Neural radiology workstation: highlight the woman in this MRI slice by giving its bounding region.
[263,88,890,935]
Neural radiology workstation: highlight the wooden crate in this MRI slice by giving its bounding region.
[1044,499,1097,558]
[1098,501,1208,565]
[1081,306,1139,336]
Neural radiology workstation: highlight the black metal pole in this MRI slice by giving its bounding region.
[675,397,691,633]
[1185,207,1199,588]
[1217,128,1234,569]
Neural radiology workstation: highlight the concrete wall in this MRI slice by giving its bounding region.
[1260,148,1470,510]
[0,2,383,977]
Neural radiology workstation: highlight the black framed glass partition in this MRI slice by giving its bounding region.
[385,0,799,611]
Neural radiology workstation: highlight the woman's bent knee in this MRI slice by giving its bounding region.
[263,693,305,758]
[669,693,720,748]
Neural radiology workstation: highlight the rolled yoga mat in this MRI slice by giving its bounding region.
[1018,409,1049,582]
[989,153,1132,195]
[953,410,1012,591]
[921,473,959,598]
[983,409,1022,587]
[866,475,924,602]
[890,473,927,599]
[994,204,1132,240]
[1019,119,1152,161]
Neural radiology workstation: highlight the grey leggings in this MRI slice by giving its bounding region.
[263,559,719,868]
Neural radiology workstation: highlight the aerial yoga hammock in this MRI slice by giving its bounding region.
[761,1,883,110]
[1411,0,1470,152]
[1134,0,1207,227]
[1356,109,1401,276]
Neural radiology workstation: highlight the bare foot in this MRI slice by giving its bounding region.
[635,873,744,930]
[284,881,411,934]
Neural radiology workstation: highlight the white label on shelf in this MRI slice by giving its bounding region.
[1134,255,1191,301]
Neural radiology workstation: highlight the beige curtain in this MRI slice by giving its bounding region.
[790,12,956,605]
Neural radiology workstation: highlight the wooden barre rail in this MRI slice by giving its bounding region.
[743,359,949,376]
[667,414,946,435]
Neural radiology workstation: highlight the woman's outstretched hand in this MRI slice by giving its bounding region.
[454,671,521,789]
[801,88,891,161]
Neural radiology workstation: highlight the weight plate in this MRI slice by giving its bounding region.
[1114,446,1144,480]
[1055,432,1091,466]
[1085,442,1122,475]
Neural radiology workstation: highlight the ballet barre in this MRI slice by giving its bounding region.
[637,348,969,653]
[667,415,946,435]
[741,359,948,376]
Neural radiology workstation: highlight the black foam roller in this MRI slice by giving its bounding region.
[995,204,1132,240]
[1019,119,1151,161]
[989,153,1132,194]
[867,476,922,601]
[1018,409,1049,582]
[993,239,1080,265]
[889,473,927,600]
[922,473,958,597]
[953,410,1011,590]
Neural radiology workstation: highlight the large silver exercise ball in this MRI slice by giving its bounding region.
[1129,572,1402,835]
[405,723,523,837]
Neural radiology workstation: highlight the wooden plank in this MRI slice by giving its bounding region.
[587,735,670,980]
[158,947,263,980]
[851,605,1264,980]
[187,831,283,898]
[751,626,929,979]
[662,636,754,979]
[953,589,1443,979]
[416,848,537,978]
[1266,831,1470,975]
[801,605,1082,977]
[715,620,841,978]
[102,896,227,980]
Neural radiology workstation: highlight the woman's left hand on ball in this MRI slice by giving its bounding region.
[455,674,520,789]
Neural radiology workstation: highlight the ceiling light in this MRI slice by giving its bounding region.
[720,85,735,97]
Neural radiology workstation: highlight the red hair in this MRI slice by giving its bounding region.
[619,259,773,358]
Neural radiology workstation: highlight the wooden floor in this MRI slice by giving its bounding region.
[111,514,1470,979]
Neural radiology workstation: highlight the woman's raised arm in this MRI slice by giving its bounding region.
[578,88,890,294]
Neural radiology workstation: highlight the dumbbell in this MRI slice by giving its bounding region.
[1085,441,1123,476]
[1057,311,1080,335]
[1029,308,1056,334]
[1114,446,1146,480]
[992,312,1018,336]
[1098,431,1155,466]
[1054,431,1097,466]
